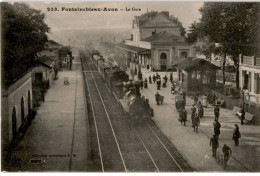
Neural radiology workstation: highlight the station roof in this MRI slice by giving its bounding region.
[115,43,149,54]
[143,32,188,45]
[173,58,220,71]
[37,55,54,68]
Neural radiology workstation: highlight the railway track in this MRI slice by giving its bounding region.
[81,51,193,172]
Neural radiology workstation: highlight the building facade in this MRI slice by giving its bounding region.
[121,11,195,71]
[32,56,55,86]
[1,71,33,147]
[38,40,62,61]
[239,55,260,120]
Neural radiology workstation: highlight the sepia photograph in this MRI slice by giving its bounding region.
[1,1,260,172]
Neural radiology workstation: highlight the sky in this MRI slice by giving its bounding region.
[26,1,204,44]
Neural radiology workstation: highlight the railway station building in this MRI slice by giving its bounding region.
[173,58,219,95]
[117,11,196,71]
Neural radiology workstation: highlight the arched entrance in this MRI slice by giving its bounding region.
[160,52,167,71]
[28,91,31,118]
[12,107,17,140]
[21,97,25,122]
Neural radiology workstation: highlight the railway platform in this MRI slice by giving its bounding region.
[124,67,260,172]
[7,57,89,171]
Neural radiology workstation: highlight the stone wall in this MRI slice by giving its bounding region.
[1,72,33,145]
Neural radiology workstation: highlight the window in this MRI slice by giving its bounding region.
[180,52,188,58]
[182,73,185,82]
[49,49,53,52]
[35,72,43,81]
[255,73,260,94]
[197,70,201,80]
[202,70,210,84]
[131,34,133,41]
[248,72,252,91]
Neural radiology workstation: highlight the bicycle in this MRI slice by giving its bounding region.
[216,150,229,169]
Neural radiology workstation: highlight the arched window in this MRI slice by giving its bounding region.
[12,107,17,139]
[21,97,25,122]
[181,52,188,58]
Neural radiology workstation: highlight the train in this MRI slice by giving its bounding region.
[90,49,154,121]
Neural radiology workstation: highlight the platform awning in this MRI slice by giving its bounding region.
[115,44,150,54]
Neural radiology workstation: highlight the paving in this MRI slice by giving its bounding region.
[124,66,260,172]
[8,56,89,171]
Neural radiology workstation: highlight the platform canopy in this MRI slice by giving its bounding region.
[115,43,150,54]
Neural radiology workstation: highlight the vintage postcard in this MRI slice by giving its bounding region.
[1,1,260,172]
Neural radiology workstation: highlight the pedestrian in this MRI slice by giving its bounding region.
[152,74,156,84]
[156,77,161,90]
[135,82,141,97]
[194,94,198,105]
[149,75,152,84]
[179,108,187,126]
[144,78,148,88]
[214,105,220,121]
[156,72,159,79]
[197,101,204,123]
[233,124,241,146]
[240,106,245,125]
[155,92,160,105]
[222,144,232,168]
[182,91,186,106]
[40,89,45,102]
[140,79,144,89]
[138,71,142,80]
[212,93,216,105]
[202,94,208,108]
[163,75,168,83]
[191,104,196,120]
[210,134,219,157]
[192,113,199,132]
[213,120,221,139]
[171,83,175,94]
[170,73,173,83]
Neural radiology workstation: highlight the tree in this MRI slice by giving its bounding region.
[186,2,260,88]
[1,2,50,86]
[186,21,200,44]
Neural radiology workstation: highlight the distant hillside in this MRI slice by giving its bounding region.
[48,28,131,47]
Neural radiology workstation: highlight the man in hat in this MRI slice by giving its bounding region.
[210,134,219,157]
[155,92,160,105]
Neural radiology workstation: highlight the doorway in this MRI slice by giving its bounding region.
[160,52,167,71]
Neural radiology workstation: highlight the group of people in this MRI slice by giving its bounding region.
[210,124,241,168]
[148,73,173,90]
[138,78,148,89]
[135,68,243,169]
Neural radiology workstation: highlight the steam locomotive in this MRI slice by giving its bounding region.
[90,49,153,121]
